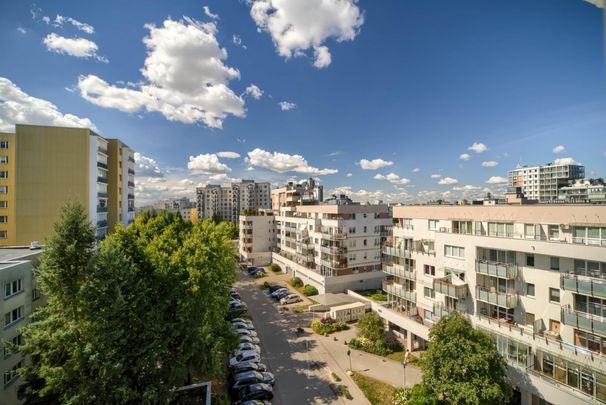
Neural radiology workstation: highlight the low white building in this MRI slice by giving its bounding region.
[329,302,367,323]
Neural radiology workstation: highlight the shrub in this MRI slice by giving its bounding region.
[357,312,385,342]
[311,319,348,335]
[269,263,282,273]
[303,284,318,296]
[393,387,411,405]
[406,384,439,405]
[290,277,303,288]
[331,372,341,382]
[370,293,388,301]
[382,330,403,351]
[337,385,353,400]
[349,337,391,356]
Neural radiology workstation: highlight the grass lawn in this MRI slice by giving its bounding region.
[352,373,397,405]
[386,350,405,362]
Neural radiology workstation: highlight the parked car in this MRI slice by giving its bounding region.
[231,371,275,393]
[280,294,302,305]
[235,329,258,338]
[270,288,288,298]
[229,302,248,316]
[272,290,290,301]
[239,335,261,345]
[241,401,272,405]
[230,290,241,300]
[247,267,266,276]
[237,342,261,353]
[232,321,254,331]
[229,350,261,367]
[231,361,267,376]
[235,383,273,402]
[231,318,254,327]
[267,284,286,293]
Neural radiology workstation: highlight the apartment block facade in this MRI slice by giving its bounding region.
[0,124,134,246]
[271,178,323,211]
[239,211,276,266]
[508,162,585,201]
[272,202,392,294]
[196,180,270,222]
[0,248,43,405]
[378,204,605,404]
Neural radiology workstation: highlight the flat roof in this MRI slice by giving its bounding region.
[0,247,43,262]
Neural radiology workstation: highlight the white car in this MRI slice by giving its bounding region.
[230,350,261,367]
[236,329,258,338]
[238,342,261,353]
[280,294,302,305]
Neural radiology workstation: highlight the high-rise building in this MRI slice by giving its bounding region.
[0,124,135,246]
[376,203,605,405]
[271,178,323,212]
[271,196,392,294]
[196,180,270,222]
[508,162,585,201]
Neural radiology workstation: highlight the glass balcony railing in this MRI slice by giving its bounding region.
[562,274,606,300]
[96,206,108,213]
[128,168,135,175]
[97,176,108,184]
[383,246,411,258]
[475,260,517,279]
[383,263,416,281]
[383,281,416,302]
[97,192,108,198]
[561,306,606,336]
[475,286,518,309]
[97,161,108,170]
[434,277,468,299]
[97,220,108,228]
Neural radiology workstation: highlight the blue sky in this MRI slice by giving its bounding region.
[0,0,604,205]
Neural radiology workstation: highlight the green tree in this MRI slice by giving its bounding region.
[421,312,511,405]
[357,312,384,342]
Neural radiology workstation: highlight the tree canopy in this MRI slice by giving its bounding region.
[356,311,385,342]
[19,204,238,404]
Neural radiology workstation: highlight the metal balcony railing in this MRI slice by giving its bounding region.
[434,277,468,299]
[561,305,606,336]
[383,246,411,258]
[475,286,518,309]
[561,274,606,300]
[475,260,517,279]
[97,176,108,184]
[383,263,416,281]
[97,161,108,170]
[96,206,108,213]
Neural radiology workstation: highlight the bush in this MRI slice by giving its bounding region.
[290,277,303,288]
[303,284,318,296]
[406,384,439,405]
[393,387,411,405]
[382,330,403,351]
[349,337,391,356]
[337,385,353,400]
[331,372,341,382]
[269,263,282,273]
[370,293,388,301]
[357,312,385,342]
[311,319,348,335]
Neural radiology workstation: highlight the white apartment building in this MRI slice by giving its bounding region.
[196,180,270,222]
[0,247,44,405]
[272,199,392,294]
[508,162,585,201]
[239,211,276,267]
[377,204,605,405]
[271,178,323,211]
[559,179,606,204]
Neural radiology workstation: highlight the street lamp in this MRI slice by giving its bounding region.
[347,349,353,374]
[402,350,410,387]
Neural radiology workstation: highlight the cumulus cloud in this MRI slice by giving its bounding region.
[430,174,441,179]
[468,142,488,154]
[246,148,338,175]
[17,27,27,34]
[374,172,410,186]
[216,151,241,159]
[53,15,95,34]
[244,84,263,99]
[486,176,508,184]
[459,153,471,161]
[248,0,364,68]
[135,152,164,177]
[438,177,458,185]
[358,158,393,170]
[373,174,385,180]
[327,186,410,204]
[279,101,296,111]
[346,172,352,177]
[452,185,480,191]
[584,0,604,8]
[43,33,108,62]
[0,77,97,132]
[552,145,566,154]
[188,153,232,174]
[412,168,420,173]
[481,161,498,167]
[554,157,577,165]
[203,6,219,20]
[78,18,245,129]
[233,34,246,49]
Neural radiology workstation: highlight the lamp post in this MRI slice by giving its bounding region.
[347,349,353,374]
[402,350,410,387]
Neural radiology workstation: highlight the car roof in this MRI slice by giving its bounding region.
[236,350,259,357]
[233,370,262,380]
[245,383,272,392]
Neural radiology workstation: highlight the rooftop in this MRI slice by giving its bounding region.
[0,247,43,270]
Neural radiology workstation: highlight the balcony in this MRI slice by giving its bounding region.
[561,306,606,336]
[97,192,108,198]
[475,260,517,279]
[128,168,135,175]
[383,263,416,281]
[96,206,108,213]
[383,245,411,258]
[433,302,466,319]
[383,280,416,302]
[475,286,518,309]
[97,220,108,228]
[320,245,347,255]
[128,181,135,188]
[97,176,108,184]
[322,232,346,240]
[320,258,347,269]
[561,274,606,300]
[128,193,135,200]
[98,146,108,155]
[433,275,467,299]
[97,161,108,170]
[128,156,135,163]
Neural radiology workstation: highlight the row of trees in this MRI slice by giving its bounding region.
[18,203,238,404]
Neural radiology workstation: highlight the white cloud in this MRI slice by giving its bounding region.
[279,101,296,111]
[42,16,50,24]
[244,84,263,99]
[53,15,95,34]
[481,161,498,167]
[78,18,245,129]
[187,153,232,173]
[430,174,441,179]
[373,174,385,180]
[232,34,246,49]
[358,158,393,170]
[552,145,566,154]
[554,157,577,165]
[412,167,420,173]
[216,151,241,159]
[246,148,338,175]
[0,77,97,132]
[237,137,246,143]
[459,153,471,161]
[203,6,220,20]
[468,142,488,154]
[327,186,410,204]
[43,33,108,62]
[346,172,352,177]
[438,177,458,185]
[135,152,163,177]
[584,0,604,8]
[486,176,508,184]
[452,185,480,191]
[248,0,364,68]
[374,172,411,186]
[17,27,27,34]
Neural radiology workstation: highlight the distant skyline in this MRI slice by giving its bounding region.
[0,0,605,205]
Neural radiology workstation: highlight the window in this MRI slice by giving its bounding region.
[32,288,40,301]
[424,265,435,276]
[4,279,22,299]
[0,186,7,194]
[0,156,7,164]
[424,287,435,299]
[424,310,434,322]
[548,225,559,240]
[549,288,560,303]
[526,283,535,297]
[0,171,7,179]
[525,224,535,239]
[3,334,22,356]
[0,231,6,239]
[444,245,465,259]
[363,226,367,233]
[526,312,535,327]
[4,306,23,327]
[550,257,560,271]
[0,216,7,223]
[0,201,6,208]
[526,254,535,267]
[3,360,22,386]
[0,141,8,149]
[428,220,438,231]
[363,239,367,246]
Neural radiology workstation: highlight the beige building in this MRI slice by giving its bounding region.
[272,197,392,294]
[379,203,605,405]
[271,178,323,211]
[196,180,270,222]
[239,210,276,266]
[0,247,43,405]
[0,124,134,246]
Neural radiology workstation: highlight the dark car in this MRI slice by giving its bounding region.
[267,284,285,293]
[230,290,241,300]
[229,302,248,316]
[236,383,273,402]
[272,290,290,301]
[231,371,275,393]
[241,401,271,405]
[231,361,267,376]
[247,267,264,275]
